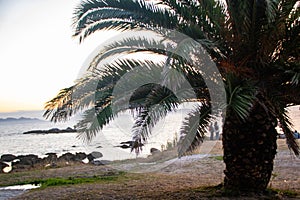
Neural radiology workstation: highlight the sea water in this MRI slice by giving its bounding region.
[0,106,299,161]
[0,184,41,200]
[0,108,191,161]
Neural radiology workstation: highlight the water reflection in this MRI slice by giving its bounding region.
[0,184,40,200]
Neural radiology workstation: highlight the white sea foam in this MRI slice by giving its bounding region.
[0,184,41,191]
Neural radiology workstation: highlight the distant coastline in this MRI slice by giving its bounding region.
[23,127,77,134]
[0,117,43,123]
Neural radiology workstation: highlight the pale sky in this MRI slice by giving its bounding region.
[0,0,117,112]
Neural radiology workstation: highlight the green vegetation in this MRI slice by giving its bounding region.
[210,155,223,161]
[5,172,125,188]
[0,170,126,188]
[29,176,118,188]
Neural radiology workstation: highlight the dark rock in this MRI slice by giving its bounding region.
[97,160,111,165]
[96,146,103,148]
[150,148,160,154]
[86,151,103,162]
[1,154,17,162]
[58,153,76,162]
[49,128,60,132]
[91,160,111,165]
[23,127,77,134]
[87,154,94,162]
[13,154,42,171]
[116,141,144,149]
[119,141,144,148]
[120,141,134,145]
[118,144,131,149]
[43,153,58,163]
[91,160,104,165]
[75,152,87,161]
[90,151,103,159]
[16,154,41,166]
[45,153,57,158]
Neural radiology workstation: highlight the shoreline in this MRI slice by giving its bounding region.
[0,140,299,199]
[0,138,297,173]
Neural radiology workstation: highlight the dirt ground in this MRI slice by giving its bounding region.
[2,140,300,200]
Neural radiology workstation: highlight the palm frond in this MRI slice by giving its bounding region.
[284,62,300,85]
[131,84,180,153]
[265,0,280,23]
[110,60,166,111]
[85,30,224,76]
[225,74,258,121]
[44,58,162,123]
[160,0,226,39]
[45,74,108,120]
[263,0,299,62]
[290,73,300,85]
[43,74,108,122]
[75,104,114,142]
[263,89,300,156]
[73,0,178,41]
[44,86,74,122]
[75,60,167,142]
[86,35,167,72]
[225,0,253,39]
[178,102,212,157]
[73,0,226,59]
[278,111,300,157]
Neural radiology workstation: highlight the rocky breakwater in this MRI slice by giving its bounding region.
[23,127,77,134]
[0,151,106,173]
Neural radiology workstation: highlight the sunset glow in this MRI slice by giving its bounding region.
[0,0,117,113]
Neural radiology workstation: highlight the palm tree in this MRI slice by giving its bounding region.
[44,0,300,193]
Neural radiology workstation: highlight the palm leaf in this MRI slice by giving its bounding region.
[278,112,300,157]
[263,89,300,156]
[225,74,257,121]
[73,0,178,41]
[263,0,299,61]
[178,102,212,157]
[131,83,180,153]
[44,86,74,122]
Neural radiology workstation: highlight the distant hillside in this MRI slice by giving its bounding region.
[0,117,43,122]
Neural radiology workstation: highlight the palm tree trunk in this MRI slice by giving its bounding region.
[222,103,278,192]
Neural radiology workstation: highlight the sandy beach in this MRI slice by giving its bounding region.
[0,139,298,200]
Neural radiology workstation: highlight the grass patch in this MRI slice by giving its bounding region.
[5,171,126,188]
[210,155,223,161]
[31,176,116,188]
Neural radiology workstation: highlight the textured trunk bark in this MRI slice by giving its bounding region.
[222,103,278,192]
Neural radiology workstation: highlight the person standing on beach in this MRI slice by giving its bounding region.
[214,121,220,140]
[294,130,300,139]
[209,123,214,140]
